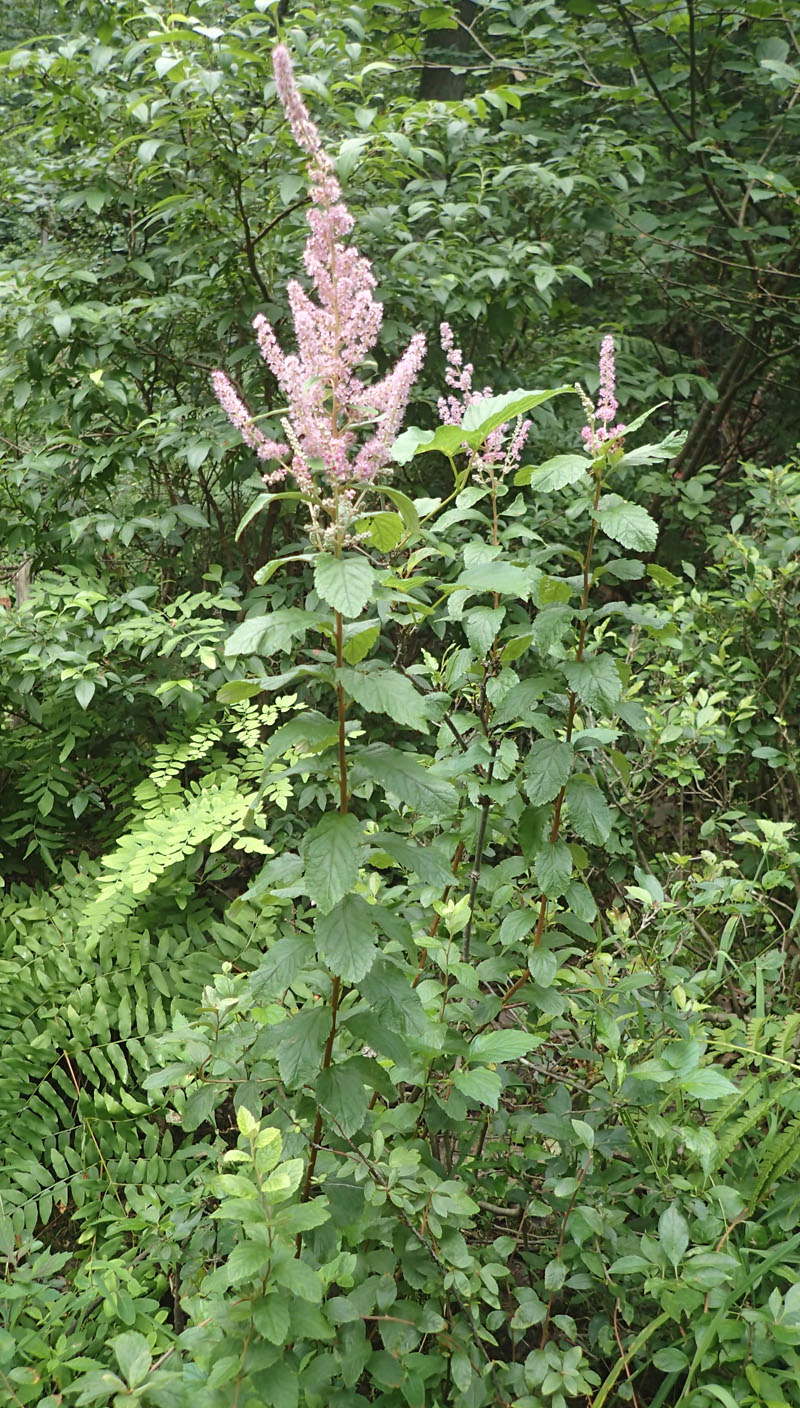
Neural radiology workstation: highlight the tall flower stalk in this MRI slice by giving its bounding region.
[213,45,426,551]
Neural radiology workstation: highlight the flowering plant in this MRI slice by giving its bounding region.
[212,45,425,549]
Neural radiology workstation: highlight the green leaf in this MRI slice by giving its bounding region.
[216,679,261,703]
[371,833,455,889]
[253,1294,291,1345]
[594,493,658,552]
[111,1332,151,1390]
[659,1204,689,1269]
[182,1083,219,1132]
[225,608,312,658]
[261,711,339,769]
[453,1066,502,1108]
[315,893,377,981]
[75,678,95,709]
[273,1255,323,1302]
[532,602,574,650]
[619,429,686,466]
[251,935,315,998]
[338,665,428,732]
[563,655,622,712]
[680,1068,738,1100]
[516,453,591,490]
[314,553,375,617]
[316,1061,369,1136]
[492,676,550,726]
[566,776,612,844]
[360,511,404,551]
[302,813,366,914]
[391,422,466,464]
[535,839,573,897]
[470,1030,539,1063]
[382,485,420,534]
[359,955,430,1038]
[524,739,574,804]
[461,385,572,441]
[456,561,531,596]
[351,743,458,816]
[276,1006,331,1086]
[341,621,380,664]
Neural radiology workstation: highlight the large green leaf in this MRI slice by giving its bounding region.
[351,743,457,816]
[276,1006,331,1086]
[594,494,658,552]
[535,839,573,897]
[315,893,377,982]
[224,607,313,659]
[516,453,591,490]
[524,739,574,804]
[314,553,375,617]
[316,1061,369,1137]
[565,775,612,844]
[338,665,429,732]
[302,812,366,914]
[563,654,622,712]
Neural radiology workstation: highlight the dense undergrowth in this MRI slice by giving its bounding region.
[2,10,800,1408]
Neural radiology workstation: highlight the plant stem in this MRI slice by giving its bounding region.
[298,609,349,1235]
[499,463,605,1005]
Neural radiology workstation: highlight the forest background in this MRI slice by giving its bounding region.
[2,2,800,1406]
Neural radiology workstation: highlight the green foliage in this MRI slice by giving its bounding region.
[2,5,800,1407]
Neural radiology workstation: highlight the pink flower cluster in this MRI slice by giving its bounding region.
[212,46,425,495]
[580,334,626,455]
[438,323,530,478]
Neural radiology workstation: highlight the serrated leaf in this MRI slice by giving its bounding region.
[338,666,428,732]
[532,602,574,649]
[371,833,455,889]
[225,608,312,659]
[453,1066,502,1108]
[314,553,375,617]
[619,429,686,466]
[316,1061,369,1136]
[302,812,366,914]
[251,935,315,998]
[315,894,377,981]
[524,738,574,804]
[566,775,612,844]
[351,743,457,816]
[253,1294,291,1345]
[261,711,339,769]
[594,493,658,551]
[563,654,622,712]
[273,1255,323,1302]
[516,453,591,490]
[535,839,573,897]
[464,605,505,655]
[276,1006,330,1087]
[390,423,467,464]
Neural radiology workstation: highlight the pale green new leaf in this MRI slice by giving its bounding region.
[470,1030,539,1063]
[453,1066,502,1109]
